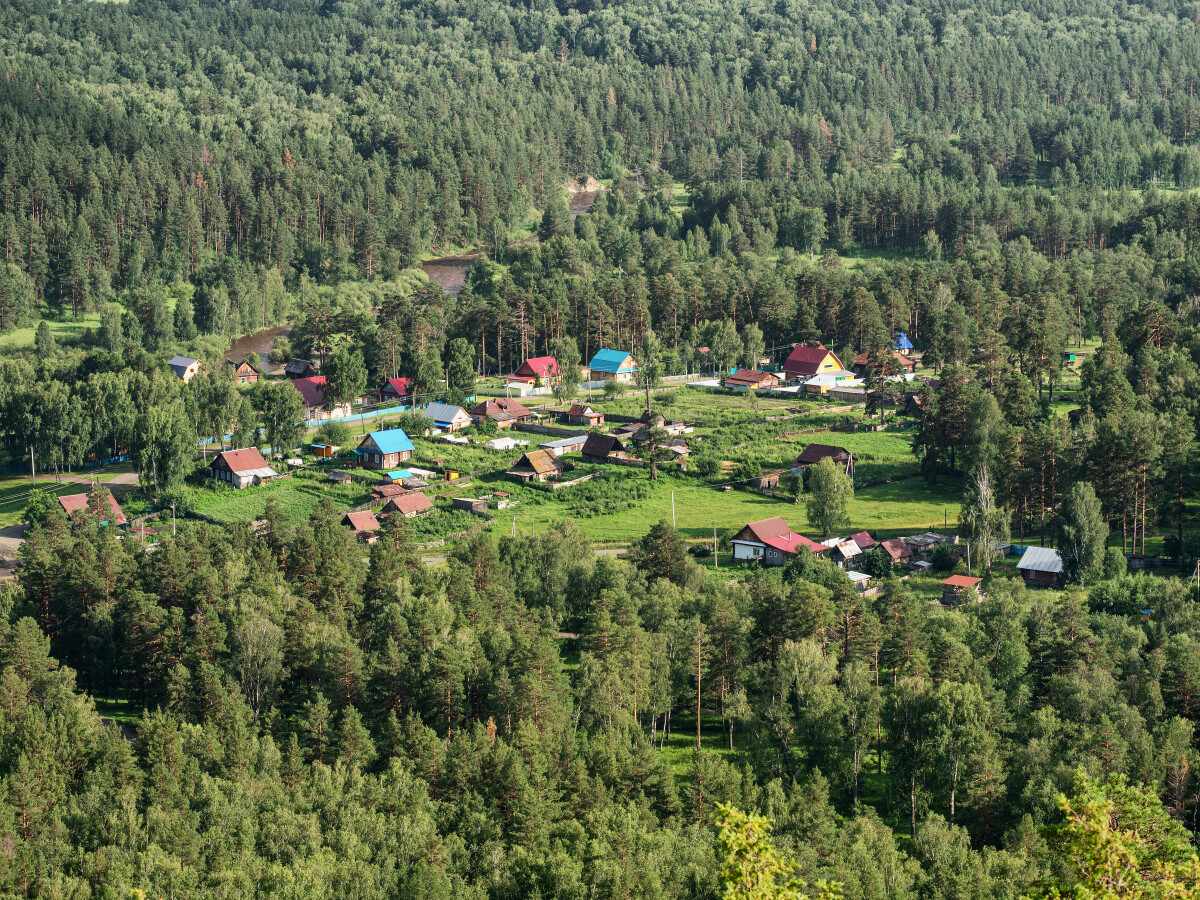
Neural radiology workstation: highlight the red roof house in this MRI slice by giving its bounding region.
[57,490,127,526]
[730,517,826,567]
[783,344,844,381]
[342,510,380,538]
[509,356,560,383]
[850,531,877,551]
[291,376,352,422]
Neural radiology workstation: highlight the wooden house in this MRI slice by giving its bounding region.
[224,358,261,384]
[792,444,855,479]
[342,510,380,539]
[540,435,589,457]
[356,429,414,470]
[581,433,628,463]
[469,397,533,428]
[384,493,433,518]
[724,369,780,391]
[880,538,912,565]
[168,355,201,383]
[507,450,563,483]
[369,377,410,405]
[291,376,351,423]
[422,402,471,432]
[730,517,827,567]
[509,356,560,385]
[285,358,318,379]
[561,404,605,427]
[587,349,638,383]
[1016,547,1064,588]
[782,344,844,383]
[210,448,279,489]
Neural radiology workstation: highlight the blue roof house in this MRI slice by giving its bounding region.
[356,428,415,470]
[893,332,914,354]
[588,349,639,383]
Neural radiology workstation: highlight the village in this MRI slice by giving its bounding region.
[5,332,1075,608]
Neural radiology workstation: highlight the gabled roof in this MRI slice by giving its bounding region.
[372,483,408,498]
[735,517,826,554]
[363,428,415,455]
[381,377,409,397]
[850,531,876,550]
[385,493,433,515]
[212,447,272,475]
[470,397,532,419]
[725,368,775,385]
[58,490,127,525]
[423,402,468,424]
[833,540,862,558]
[516,356,560,378]
[783,344,837,374]
[285,358,315,376]
[582,433,625,458]
[1017,546,1064,574]
[943,575,983,588]
[511,450,561,476]
[168,355,198,377]
[224,358,259,373]
[894,332,914,351]
[291,376,330,408]
[567,404,601,417]
[795,444,853,465]
[880,538,911,560]
[541,435,588,450]
[343,511,380,533]
[588,349,637,373]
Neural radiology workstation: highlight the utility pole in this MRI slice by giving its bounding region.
[29,444,35,486]
[713,525,718,568]
[171,501,176,537]
[671,491,676,528]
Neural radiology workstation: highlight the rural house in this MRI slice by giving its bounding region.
[383,493,433,518]
[507,450,564,483]
[291,376,351,423]
[561,404,604,427]
[509,356,560,385]
[422,402,472,432]
[1016,546,1064,588]
[828,539,862,569]
[581,433,628,463]
[57,490,127,527]
[342,510,380,540]
[224,359,260,384]
[587,349,638,383]
[724,368,780,391]
[941,575,983,606]
[469,397,533,428]
[792,444,855,479]
[370,483,408,502]
[210,448,279,489]
[369,377,410,405]
[850,531,877,551]
[880,538,912,565]
[851,350,916,376]
[730,517,827,566]
[285,358,318,378]
[782,344,844,382]
[168,355,201,382]
[356,429,414,470]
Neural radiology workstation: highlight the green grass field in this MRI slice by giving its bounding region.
[0,467,137,529]
[485,468,962,543]
[0,313,102,351]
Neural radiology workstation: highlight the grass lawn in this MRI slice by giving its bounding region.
[487,469,962,543]
[657,712,741,778]
[0,313,102,351]
[0,466,137,529]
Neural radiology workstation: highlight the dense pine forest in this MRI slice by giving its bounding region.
[2,0,1200,897]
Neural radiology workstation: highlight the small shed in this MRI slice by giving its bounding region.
[941,575,983,606]
[371,483,408,502]
[452,497,489,515]
[847,571,873,592]
[507,450,564,483]
[312,444,339,459]
[540,434,589,457]
[748,474,780,492]
[327,470,353,485]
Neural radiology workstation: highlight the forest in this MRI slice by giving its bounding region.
[1,0,1200,896]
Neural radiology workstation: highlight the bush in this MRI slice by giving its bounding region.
[928,543,959,571]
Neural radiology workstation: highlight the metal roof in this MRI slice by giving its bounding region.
[1017,546,1063,574]
[423,402,468,424]
[588,349,637,373]
[364,428,414,455]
